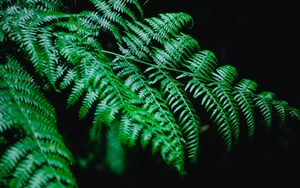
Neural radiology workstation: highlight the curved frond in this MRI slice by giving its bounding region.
[273,100,289,127]
[114,59,186,172]
[0,58,77,188]
[119,13,196,59]
[22,0,64,11]
[89,0,144,41]
[233,79,257,138]
[145,12,194,43]
[185,76,233,150]
[180,50,218,82]
[210,65,240,143]
[152,33,200,68]
[148,67,201,163]
[289,107,300,121]
[255,92,275,129]
[1,0,299,177]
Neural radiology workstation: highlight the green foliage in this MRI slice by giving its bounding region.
[0,58,76,187]
[1,0,300,186]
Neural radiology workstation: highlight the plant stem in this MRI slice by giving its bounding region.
[101,50,191,75]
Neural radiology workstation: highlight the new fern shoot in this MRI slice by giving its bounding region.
[0,0,299,187]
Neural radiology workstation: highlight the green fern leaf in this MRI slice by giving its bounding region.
[60,69,77,90]
[148,67,201,163]
[185,77,233,150]
[153,33,200,68]
[273,100,289,127]
[0,58,77,187]
[255,92,275,129]
[90,0,143,33]
[233,79,257,138]
[24,0,63,11]
[289,107,300,121]
[145,12,194,43]
[1,0,300,178]
[115,59,186,172]
[210,65,240,143]
[180,50,218,82]
[80,11,121,40]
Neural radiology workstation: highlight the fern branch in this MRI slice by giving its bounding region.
[0,58,77,188]
[102,49,190,74]
[233,79,257,138]
[114,59,186,172]
[1,0,299,178]
[185,77,233,150]
[148,67,201,163]
[254,92,275,129]
[210,66,240,143]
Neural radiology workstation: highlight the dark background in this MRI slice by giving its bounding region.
[143,0,299,108]
[64,0,300,187]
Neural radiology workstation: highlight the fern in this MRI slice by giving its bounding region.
[0,58,76,187]
[255,91,275,129]
[148,67,201,163]
[233,79,257,138]
[113,59,186,171]
[0,0,300,184]
[115,8,300,151]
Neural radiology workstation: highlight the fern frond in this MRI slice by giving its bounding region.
[55,29,143,131]
[114,59,186,172]
[148,67,201,163]
[123,20,153,47]
[1,8,74,87]
[118,108,157,148]
[94,0,127,29]
[255,92,275,129]
[153,33,200,68]
[210,65,240,143]
[121,31,150,59]
[79,90,100,119]
[0,58,77,187]
[59,68,77,89]
[273,100,289,127]
[92,0,142,21]
[79,11,121,40]
[3,2,178,173]
[109,0,140,21]
[145,12,194,43]
[233,79,257,138]
[180,50,218,82]
[119,112,185,173]
[185,76,233,150]
[116,60,182,134]
[119,13,195,59]
[175,49,233,149]
[37,27,60,86]
[90,0,143,38]
[22,0,63,11]
[1,0,300,177]
[289,107,300,121]
[211,65,238,84]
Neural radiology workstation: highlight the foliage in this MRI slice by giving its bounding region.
[0,58,76,187]
[0,0,299,187]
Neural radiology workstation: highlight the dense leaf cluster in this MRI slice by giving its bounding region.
[1,0,299,187]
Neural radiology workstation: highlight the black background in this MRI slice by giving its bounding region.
[64,0,300,187]
[143,0,299,108]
